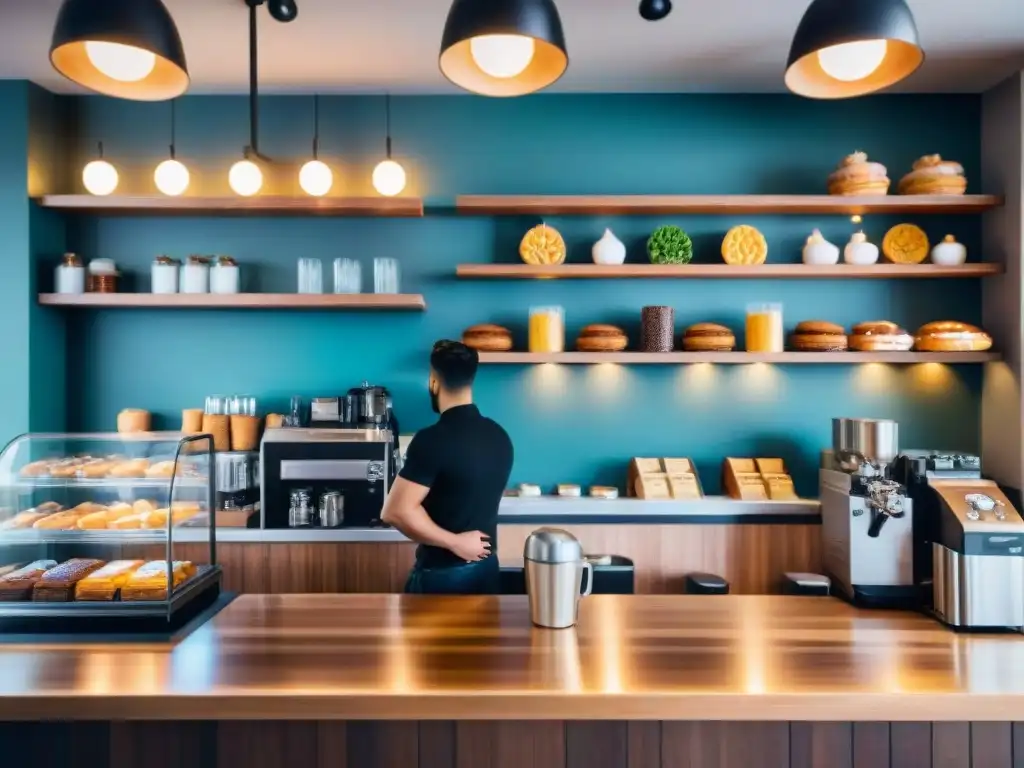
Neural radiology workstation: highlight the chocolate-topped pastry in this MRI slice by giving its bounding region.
[33,558,105,602]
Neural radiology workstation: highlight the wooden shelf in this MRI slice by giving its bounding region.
[456,263,1003,279]
[478,351,999,365]
[37,293,426,310]
[36,195,424,217]
[456,194,1002,216]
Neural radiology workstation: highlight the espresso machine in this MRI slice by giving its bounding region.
[820,418,919,607]
[893,452,1024,630]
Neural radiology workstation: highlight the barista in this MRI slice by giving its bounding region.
[381,340,514,594]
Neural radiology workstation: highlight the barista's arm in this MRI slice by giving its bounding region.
[381,477,459,550]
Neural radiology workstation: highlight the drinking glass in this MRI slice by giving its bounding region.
[745,303,784,353]
[373,258,400,294]
[333,258,362,294]
[204,395,227,415]
[227,395,257,417]
[297,258,323,294]
[529,306,565,353]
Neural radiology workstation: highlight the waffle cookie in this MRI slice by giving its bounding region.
[721,225,768,265]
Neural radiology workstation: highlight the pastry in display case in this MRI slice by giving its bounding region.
[0,431,219,630]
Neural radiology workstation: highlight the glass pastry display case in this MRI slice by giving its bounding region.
[0,432,219,629]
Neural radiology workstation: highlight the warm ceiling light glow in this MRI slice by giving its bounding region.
[229,159,263,196]
[84,40,157,82]
[817,39,887,82]
[372,159,407,197]
[469,34,536,78]
[83,159,118,196]
[154,158,189,196]
[299,159,333,197]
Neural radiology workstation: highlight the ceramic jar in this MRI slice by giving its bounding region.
[802,229,840,265]
[211,255,240,294]
[592,229,626,265]
[87,258,119,293]
[181,255,210,293]
[151,255,180,294]
[930,235,967,266]
[55,252,85,294]
[843,232,879,265]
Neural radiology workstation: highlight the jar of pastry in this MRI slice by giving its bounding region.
[529,306,565,353]
[87,258,119,293]
[211,255,240,294]
[180,255,210,293]
[55,252,85,294]
[151,255,179,294]
[746,303,784,353]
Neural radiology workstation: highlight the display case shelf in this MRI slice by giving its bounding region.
[477,351,1000,364]
[38,293,427,310]
[456,263,1003,279]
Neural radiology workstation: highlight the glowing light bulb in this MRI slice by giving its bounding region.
[372,159,407,197]
[154,159,190,196]
[817,40,888,82]
[229,159,263,196]
[82,159,118,196]
[85,41,157,82]
[470,34,536,78]
[299,160,333,197]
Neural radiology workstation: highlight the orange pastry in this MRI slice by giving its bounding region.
[914,321,993,352]
[898,155,967,196]
[827,151,890,196]
[882,224,930,264]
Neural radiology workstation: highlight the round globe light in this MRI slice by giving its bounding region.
[817,39,888,82]
[84,41,157,82]
[229,159,263,197]
[299,159,333,197]
[469,34,536,78]
[82,159,119,196]
[372,159,407,197]
[154,158,190,196]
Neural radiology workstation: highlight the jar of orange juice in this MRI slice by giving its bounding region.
[529,306,565,353]
[746,303,783,353]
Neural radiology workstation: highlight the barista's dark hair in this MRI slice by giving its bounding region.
[431,340,479,390]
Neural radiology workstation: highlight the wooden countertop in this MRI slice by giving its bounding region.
[1,594,1023,721]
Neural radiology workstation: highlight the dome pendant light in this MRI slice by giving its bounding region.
[49,0,189,101]
[299,95,334,197]
[154,99,190,196]
[439,0,568,97]
[638,0,672,21]
[372,95,407,197]
[82,141,119,196]
[785,0,924,99]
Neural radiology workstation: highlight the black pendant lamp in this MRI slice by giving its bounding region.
[50,0,189,101]
[439,0,568,97]
[785,0,923,99]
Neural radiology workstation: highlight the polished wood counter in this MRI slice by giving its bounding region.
[1,594,1023,722]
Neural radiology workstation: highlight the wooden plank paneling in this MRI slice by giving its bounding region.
[109,722,215,768]
[662,722,790,768]
[265,543,416,593]
[500,524,821,594]
[217,722,320,768]
[347,722,419,768]
[891,723,932,768]
[1013,722,1024,768]
[419,722,456,768]
[971,722,1013,768]
[628,723,662,768]
[853,723,890,768]
[0,723,110,768]
[931,722,969,768]
[567,721,627,768]
[792,722,852,768]
[457,722,565,768]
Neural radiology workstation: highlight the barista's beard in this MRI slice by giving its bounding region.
[430,388,440,414]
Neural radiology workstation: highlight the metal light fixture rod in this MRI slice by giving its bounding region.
[169,99,177,159]
[244,0,271,161]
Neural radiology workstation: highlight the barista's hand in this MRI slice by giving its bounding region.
[449,531,491,562]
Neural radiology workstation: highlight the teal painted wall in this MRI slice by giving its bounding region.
[41,93,985,495]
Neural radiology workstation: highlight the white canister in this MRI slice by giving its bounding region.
[592,228,627,265]
[55,252,85,294]
[210,256,240,294]
[151,256,179,294]
[930,235,967,266]
[843,232,880,265]
[180,255,210,293]
[802,229,840,265]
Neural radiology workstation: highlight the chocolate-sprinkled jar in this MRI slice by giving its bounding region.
[641,306,675,352]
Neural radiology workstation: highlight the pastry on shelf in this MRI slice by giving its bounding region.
[519,223,566,266]
[33,558,106,602]
[120,560,196,601]
[145,460,177,479]
[20,459,56,477]
[0,503,63,530]
[930,235,967,266]
[117,408,151,433]
[898,154,967,196]
[790,321,848,352]
[576,324,628,352]
[75,503,137,530]
[802,229,840,265]
[647,225,693,264]
[49,458,90,478]
[589,486,619,499]
[849,321,915,352]
[108,458,150,478]
[721,224,768,265]
[75,560,145,601]
[462,323,513,352]
[557,484,582,497]
[0,560,58,601]
[77,458,117,478]
[843,232,879,265]
[682,323,736,352]
[882,223,930,264]
[32,506,98,530]
[914,321,993,352]
[827,151,890,196]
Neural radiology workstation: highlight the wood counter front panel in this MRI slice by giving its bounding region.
[2,721,1020,768]
[183,524,820,594]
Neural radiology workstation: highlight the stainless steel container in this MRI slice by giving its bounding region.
[319,491,344,528]
[832,418,899,471]
[215,451,259,493]
[524,528,594,629]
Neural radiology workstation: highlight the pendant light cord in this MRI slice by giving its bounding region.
[97,140,104,159]
[169,99,177,160]
[244,0,271,162]
[312,94,320,160]
[385,93,393,159]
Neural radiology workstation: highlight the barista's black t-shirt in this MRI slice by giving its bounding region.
[399,404,513,568]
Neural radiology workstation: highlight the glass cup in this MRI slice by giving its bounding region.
[529,306,566,353]
[746,303,784,353]
[227,395,257,417]
[298,258,323,294]
[373,258,400,294]
[333,258,362,294]
[204,395,227,415]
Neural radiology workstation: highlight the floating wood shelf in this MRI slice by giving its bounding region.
[456,194,1002,216]
[456,263,1003,279]
[36,195,424,217]
[478,351,999,365]
[38,293,427,310]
